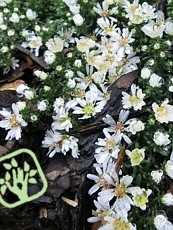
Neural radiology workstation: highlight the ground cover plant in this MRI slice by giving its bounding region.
[0,0,173,229]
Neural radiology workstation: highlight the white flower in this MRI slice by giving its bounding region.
[165,20,173,36]
[53,97,65,113]
[151,170,163,183]
[72,90,104,119]
[74,59,82,68]
[26,9,37,20]
[73,14,84,26]
[76,37,95,53]
[42,129,79,158]
[95,129,122,164]
[44,50,56,64]
[3,57,19,74]
[9,13,19,23]
[37,100,48,111]
[126,148,145,166]
[154,214,173,230]
[16,101,26,111]
[46,36,64,53]
[152,99,173,123]
[141,11,165,38]
[51,109,72,132]
[69,4,80,14]
[162,193,173,206]
[65,70,74,78]
[122,84,146,111]
[0,103,27,140]
[24,89,34,100]
[98,174,134,212]
[130,187,152,210]
[125,119,145,135]
[67,78,76,88]
[153,131,170,146]
[16,84,29,94]
[102,110,132,144]
[149,73,163,87]
[34,70,48,80]
[141,67,151,79]
[165,160,173,179]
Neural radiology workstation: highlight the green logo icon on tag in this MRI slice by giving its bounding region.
[0,148,47,208]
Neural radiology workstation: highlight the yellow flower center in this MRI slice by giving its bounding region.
[115,183,127,198]
[84,75,92,84]
[74,89,85,99]
[129,95,138,103]
[104,139,116,151]
[130,5,138,13]
[113,218,131,230]
[101,10,111,18]
[157,106,166,117]
[118,37,128,46]
[10,115,19,127]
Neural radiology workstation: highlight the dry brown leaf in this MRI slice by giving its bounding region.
[0,79,25,91]
[39,207,47,219]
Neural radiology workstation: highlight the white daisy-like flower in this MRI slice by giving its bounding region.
[76,37,95,53]
[126,148,145,166]
[26,9,37,20]
[44,50,56,64]
[111,28,135,55]
[141,67,151,79]
[162,193,173,206]
[46,36,64,53]
[100,215,136,230]
[122,83,146,111]
[0,103,27,140]
[52,109,72,132]
[42,129,79,158]
[9,12,20,23]
[149,73,163,87]
[34,70,48,80]
[151,170,163,184]
[165,160,173,179]
[72,90,104,119]
[37,100,48,111]
[129,187,152,210]
[153,131,170,146]
[93,0,117,22]
[125,118,145,135]
[102,110,132,144]
[141,11,165,38]
[95,129,122,164]
[152,99,173,123]
[165,20,173,36]
[154,214,173,230]
[98,175,134,213]
[3,56,19,74]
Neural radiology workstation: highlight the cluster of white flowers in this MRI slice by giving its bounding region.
[0,0,173,228]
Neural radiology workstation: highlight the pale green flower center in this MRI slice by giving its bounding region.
[134,191,148,206]
[129,95,138,103]
[82,104,94,116]
[131,149,143,165]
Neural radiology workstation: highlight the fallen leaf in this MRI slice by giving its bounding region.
[39,207,47,219]
[0,145,9,156]
[0,79,25,91]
